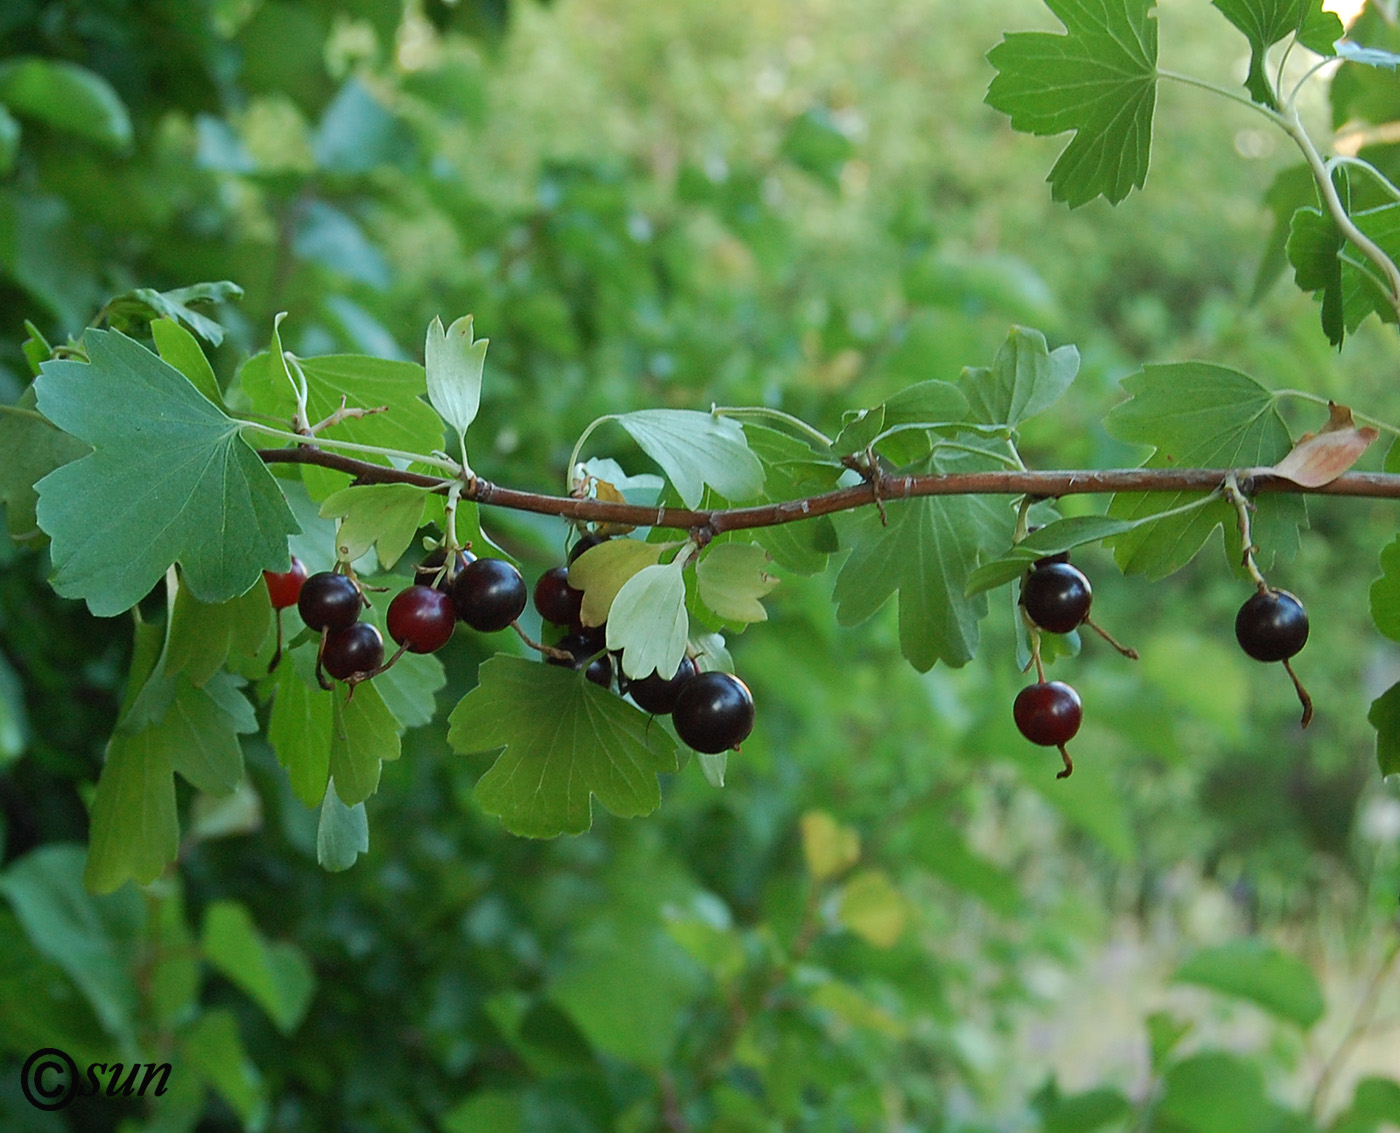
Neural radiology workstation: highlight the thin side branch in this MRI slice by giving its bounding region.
[257,446,1400,534]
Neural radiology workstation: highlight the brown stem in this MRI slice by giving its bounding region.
[1056,743,1073,779]
[1083,615,1140,660]
[256,447,1400,534]
[1283,657,1314,728]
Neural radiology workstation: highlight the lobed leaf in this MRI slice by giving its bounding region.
[608,560,691,680]
[958,325,1079,429]
[317,783,370,872]
[1211,0,1341,109]
[424,314,486,446]
[614,409,765,509]
[696,542,779,625]
[319,482,429,570]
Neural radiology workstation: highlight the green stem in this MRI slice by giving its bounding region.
[1274,389,1400,437]
[712,405,834,449]
[565,414,621,494]
[1157,69,1284,121]
[242,421,462,474]
[1327,156,1400,204]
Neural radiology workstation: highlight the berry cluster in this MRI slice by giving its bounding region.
[538,534,755,754]
[1013,554,1136,779]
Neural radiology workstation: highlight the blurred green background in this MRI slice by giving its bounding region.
[1,0,1399,1129]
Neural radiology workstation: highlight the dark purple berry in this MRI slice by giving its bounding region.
[1235,589,1309,662]
[673,671,754,753]
[323,622,384,681]
[298,571,362,631]
[387,585,456,654]
[629,656,700,715]
[1013,681,1082,746]
[534,565,584,627]
[451,558,527,633]
[1021,562,1092,634]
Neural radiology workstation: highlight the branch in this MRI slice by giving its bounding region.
[258,446,1400,535]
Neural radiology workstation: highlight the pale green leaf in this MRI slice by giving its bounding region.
[34,329,299,615]
[202,900,314,1033]
[319,482,429,569]
[986,0,1159,207]
[696,542,779,624]
[957,326,1079,428]
[448,656,678,837]
[568,537,668,627]
[614,409,765,508]
[425,314,486,443]
[837,869,908,948]
[607,560,690,680]
[317,781,370,872]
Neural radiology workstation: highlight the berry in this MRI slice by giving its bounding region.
[1021,562,1092,634]
[451,557,527,632]
[1235,588,1309,662]
[673,671,755,753]
[534,566,584,627]
[322,622,384,681]
[264,556,308,610]
[568,533,608,564]
[548,631,613,687]
[387,585,457,654]
[416,548,475,591]
[629,656,700,715]
[1013,681,1082,747]
[298,571,362,631]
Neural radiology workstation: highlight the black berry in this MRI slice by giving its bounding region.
[1021,562,1092,634]
[629,656,700,715]
[1235,588,1309,663]
[673,671,755,753]
[548,631,613,687]
[298,571,363,631]
[568,533,608,564]
[534,566,584,627]
[1013,681,1082,747]
[387,585,457,654]
[451,558,527,632]
[264,555,308,610]
[322,622,384,681]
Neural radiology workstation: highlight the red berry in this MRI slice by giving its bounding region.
[673,671,754,753]
[298,572,362,631]
[264,556,308,610]
[323,622,384,681]
[534,565,584,627]
[387,585,456,654]
[451,558,527,632]
[1013,681,1082,747]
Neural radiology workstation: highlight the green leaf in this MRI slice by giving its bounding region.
[268,648,334,808]
[1146,1011,1192,1071]
[985,0,1159,207]
[165,579,272,687]
[1370,535,1400,642]
[833,451,1012,671]
[1174,939,1324,1027]
[1,845,141,1044]
[780,106,855,189]
[34,329,300,615]
[835,379,970,453]
[607,560,690,680]
[614,409,765,509]
[84,729,179,894]
[317,782,370,872]
[1330,1077,1400,1133]
[0,387,88,543]
[696,542,779,625]
[152,317,224,408]
[105,281,244,347]
[741,424,843,575]
[163,674,257,796]
[319,483,429,569]
[329,680,400,806]
[965,515,1138,596]
[0,104,18,174]
[202,899,315,1033]
[957,326,1080,428]
[1211,1,1341,108]
[179,1009,268,1129]
[448,656,679,837]
[837,869,908,948]
[240,347,445,501]
[1367,680,1400,779]
[1288,201,1400,347]
[425,314,486,449]
[0,56,131,148]
[569,538,668,627]
[1156,1052,1282,1133]
[1036,1086,1132,1133]
[1104,363,1302,578]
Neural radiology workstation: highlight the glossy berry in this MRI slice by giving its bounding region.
[298,571,362,631]
[322,622,384,681]
[548,631,613,687]
[568,533,608,564]
[264,556,308,610]
[387,585,457,654]
[417,548,476,591]
[1235,588,1309,663]
[451,557,527,633]
[629,656,700,716]
[673,671,755,754]
[1013,681,1082,747]
[1021,562,1093,634]
[534,566,585,627]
